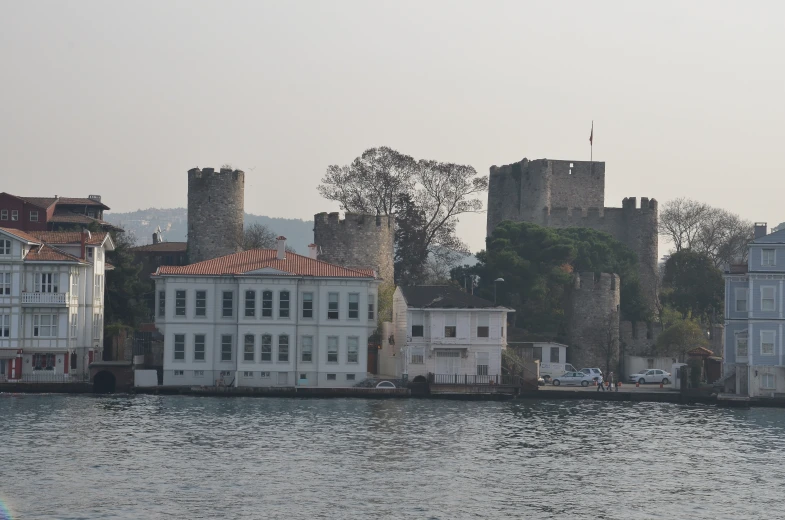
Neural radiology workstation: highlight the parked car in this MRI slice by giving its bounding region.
[628,369,671,385]
[551,371,601,387]
[580,368,603,382]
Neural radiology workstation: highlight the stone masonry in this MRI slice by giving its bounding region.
[568,272,621,372]
[486,158,658,307]
[187,167,245,264]
[313,212,394,284]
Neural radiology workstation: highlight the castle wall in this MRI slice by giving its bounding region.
[187,167,245,264]
[313,212,394,284]
[548,160,605,211]
[567,272,620,372]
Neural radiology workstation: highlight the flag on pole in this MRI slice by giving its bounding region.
[589,121,593,145]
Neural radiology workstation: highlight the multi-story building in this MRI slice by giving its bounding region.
[724,223,785,397]
[0,228,114,381]
[153,237,380,387]
[0,192,119,232]
[380,286,512,382]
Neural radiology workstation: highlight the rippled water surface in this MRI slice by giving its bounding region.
[1,395,784,519]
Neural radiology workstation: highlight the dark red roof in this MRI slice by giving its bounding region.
[131,242,188,253]
[24,244,85,263]
[28,231,110,246]
[20,196,110,210]
[156,249,376,278]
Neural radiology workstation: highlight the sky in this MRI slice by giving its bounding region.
[1,0,784,255]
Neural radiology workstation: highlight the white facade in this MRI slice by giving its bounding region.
[381,286,511,381]
[154,249,380,388]
[0,229,112,381]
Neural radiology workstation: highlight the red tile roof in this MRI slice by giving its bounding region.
[49,211,120,229]
[21,196,109,210]
[131,242,188,253]
[156,249,377,278]
[24,244,85,263]
[0,227,43,243]
[19,197,58,209]
[688,346,714,357]
[28,231,110,246]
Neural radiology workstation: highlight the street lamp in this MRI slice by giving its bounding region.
[494,278,505,305]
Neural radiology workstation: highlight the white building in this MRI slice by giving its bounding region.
[0,228,114,381]
[380,286,512,382]
[153,238,380,387]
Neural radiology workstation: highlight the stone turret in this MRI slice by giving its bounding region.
[568,272,621,372]
[187,167,245,264]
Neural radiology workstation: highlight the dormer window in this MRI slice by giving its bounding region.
[29,211,38,222]
[762,249,776,267]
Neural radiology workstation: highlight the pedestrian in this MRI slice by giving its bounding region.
[596,375,605,392]
[608,371,614,391]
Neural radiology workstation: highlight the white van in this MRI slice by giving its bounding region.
[540,362,578,382]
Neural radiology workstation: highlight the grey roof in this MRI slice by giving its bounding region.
[754,228,785,244]
[399,285,504,309]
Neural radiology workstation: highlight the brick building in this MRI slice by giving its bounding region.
[0,192,119,232]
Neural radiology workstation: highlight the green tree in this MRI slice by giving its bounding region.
[105,231,151,329]
[393,193,429,285]
[661,249,723,324]
[655,317,708,362]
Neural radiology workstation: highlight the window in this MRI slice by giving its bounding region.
[262,291,273,317]
[0,210,6,220]
[11,210,18,221]
[260,371,271,378]
[94,275,102,301]
[194,334,205,361]
[69,314,77,338]
[33,314,57,337]
[195,290,206,317]
[444,313,457,338]
[735,288,748,313]
[35,273,58,293]
[70,273,78,295]
[174,334,185,360]
[411,312,424,337]
[762,286,776,312]
[278,335,289,362]
[347,337,359,363]
[0,272,10,295]
[477,352,489,376]
[0,312,9,337]
[244,334,255,362]
[194,370,204,377]
[87,247,93,260]
[327,336,338,363]
[762,249,776,267]
[411,347,424,365]
[348,293,359,319]
[29,210,38,222]
[222,291,233,317]
[736,336,748,357]
[221,335,233,361]
[346,374,356,381]
[175,290,186,316]
[158,291,166,317]
[327,374,336,381]
[550,348,560,363]
[261,334,272,362]
[761,331,776,356]
[411,325,424,337]
[219,371,232,377]
[0,240,9,255]
[32,353,56,371]
[328,293,339,319]
[245,290,256,318]
[477,313,489,338]
[92,314,102,339]
[301,336,313,362]
[173,370,184,377]
[279,291,290,318]
[302,292,313,318]
[243,371,254,378]
[762,373,775,389]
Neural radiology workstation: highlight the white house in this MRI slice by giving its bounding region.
[153,238,380,387]
[380,286,513,382]
[0,228,114,381]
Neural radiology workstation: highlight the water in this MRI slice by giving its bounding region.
[1,396,784,520]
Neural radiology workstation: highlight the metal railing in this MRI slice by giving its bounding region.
[428,373,521,386]
[17,372,90,383]
[21,292,68,304]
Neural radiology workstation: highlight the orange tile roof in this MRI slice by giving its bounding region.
[28,231,109,246]
[24,244,85,263]
[156,249,377,278]
[0,227,43,243]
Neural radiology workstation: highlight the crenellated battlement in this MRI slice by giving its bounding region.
[573,271,619,292]
[314,212,393,230]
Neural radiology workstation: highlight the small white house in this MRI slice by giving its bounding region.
[380,286,513,382]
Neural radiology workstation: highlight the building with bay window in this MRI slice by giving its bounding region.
[0,228,114,381]
[153,237,380,387]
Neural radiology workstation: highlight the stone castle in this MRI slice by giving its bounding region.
[187,167,245,264]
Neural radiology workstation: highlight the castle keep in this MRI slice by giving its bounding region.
[187,167,245,264]
[486,158,659,306]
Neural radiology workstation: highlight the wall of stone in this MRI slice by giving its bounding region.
[313,212,394,284]
[620,320,662,357]
[567,272,621,371]
[186,167,245,264]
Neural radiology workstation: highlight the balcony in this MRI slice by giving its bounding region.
[22,292,68,306]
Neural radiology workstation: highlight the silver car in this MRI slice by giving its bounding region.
[551,371,600,387]
[628,369,671,385]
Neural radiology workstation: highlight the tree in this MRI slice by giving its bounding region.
[319,147,488,282]
[105,231,151,329]
[774,222,785,233]
[243,222,278,250]
[655,317,708,362]
[660,249,724,324]
[659,198,753,267]
[598,308,620,377]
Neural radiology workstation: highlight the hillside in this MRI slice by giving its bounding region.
[104,208,314,252]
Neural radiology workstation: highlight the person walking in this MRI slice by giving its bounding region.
[596,375,605,392]
[608,371,614,391]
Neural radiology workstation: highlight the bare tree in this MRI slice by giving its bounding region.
[598,309,620,377]
[242,222,278,250]
[658,198,711,252]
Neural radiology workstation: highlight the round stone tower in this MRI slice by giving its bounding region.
[568,272,621,373]
[313,212,394,283]
[187,167,245,264]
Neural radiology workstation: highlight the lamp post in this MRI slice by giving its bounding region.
[494,278,504,305]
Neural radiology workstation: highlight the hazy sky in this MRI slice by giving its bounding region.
[2,1,783,254]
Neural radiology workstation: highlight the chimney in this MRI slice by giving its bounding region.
[80,229,88,259]
[754,222,768,240]
[308,243,318,260]
[276,236,286,260]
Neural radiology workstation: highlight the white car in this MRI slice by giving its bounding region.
[580,368,603,382]
[628,369,671,385]
[551,371,601,387]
